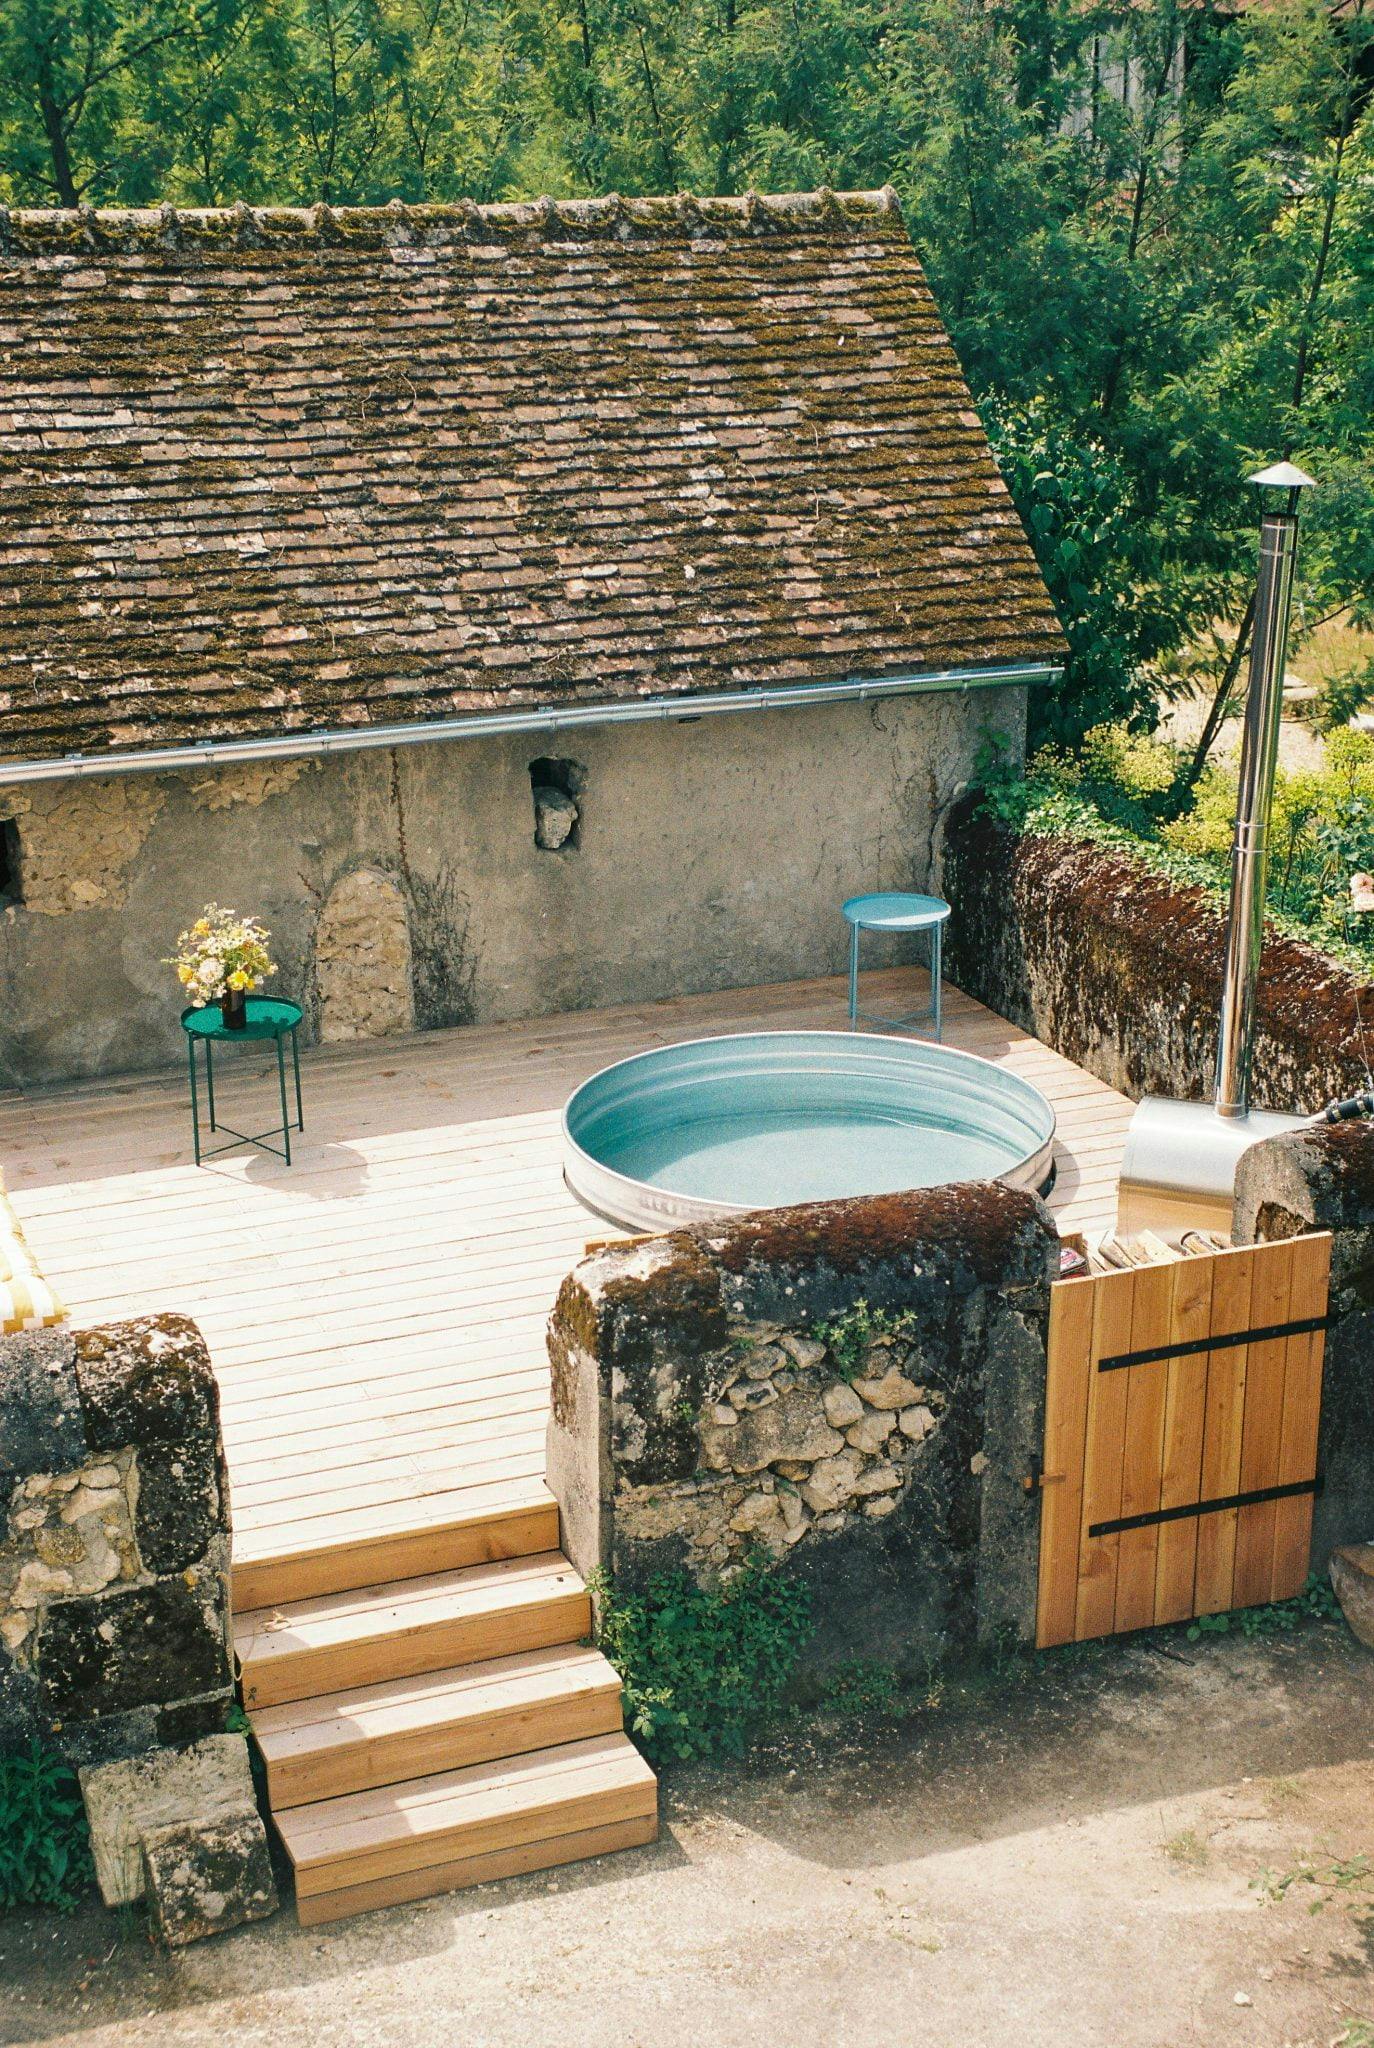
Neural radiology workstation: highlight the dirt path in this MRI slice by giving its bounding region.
[5,1623,1373,2048]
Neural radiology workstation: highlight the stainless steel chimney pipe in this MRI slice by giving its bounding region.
[1115,460,1317,1238]
[1215,464,1314,1116]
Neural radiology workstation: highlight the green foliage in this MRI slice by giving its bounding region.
[1185,1572,1342,1643]
[819,1658,906,1719]
[589,1555,813,1764]
[0,1744,95,1913]
[984,400,1160,748]
[976,722,1374,981]
[811,1298,917,1383]
[1253,1850,1374,1913]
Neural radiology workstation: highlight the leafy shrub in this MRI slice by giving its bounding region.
[0,1744,95,1913]
[974,722,1374,980]
[590,1556,813,1764]
[1165,727,1374,936]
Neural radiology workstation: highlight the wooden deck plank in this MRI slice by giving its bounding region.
[0,968,1134,1571]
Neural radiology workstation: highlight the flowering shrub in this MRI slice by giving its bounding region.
[166,905,276,1006]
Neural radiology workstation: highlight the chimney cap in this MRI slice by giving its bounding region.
[1249,460,1317,491]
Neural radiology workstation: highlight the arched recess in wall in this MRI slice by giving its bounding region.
[315,866,415,1042]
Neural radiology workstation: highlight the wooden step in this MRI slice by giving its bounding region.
[295,1812,658,1926]
[229,1485,560,1611]
[234,1552,589,1710]
[279,1732,658,1921]
[250,1644,625,1807]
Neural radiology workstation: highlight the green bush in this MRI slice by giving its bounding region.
[0,1744,95,1913]
[975,722,1374,980]
[590,1556,814,1765]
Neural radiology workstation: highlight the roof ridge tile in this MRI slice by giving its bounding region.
[1,188,906,257]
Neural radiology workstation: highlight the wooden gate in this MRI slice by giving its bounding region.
[1035,1233,1332,1649]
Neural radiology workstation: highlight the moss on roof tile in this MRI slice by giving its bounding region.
[0,187,1064,764]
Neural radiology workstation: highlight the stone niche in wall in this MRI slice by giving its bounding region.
[315,865,415,1042]
[547,1183,1059,1676]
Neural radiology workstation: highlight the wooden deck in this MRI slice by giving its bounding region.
[0,969,1132,1590]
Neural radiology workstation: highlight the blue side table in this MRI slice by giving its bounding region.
[181,997,304,1166]
[842,893,952,1039]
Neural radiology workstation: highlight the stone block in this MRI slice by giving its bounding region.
[142,1808,278,1947]
[715,1386,844,1476]
[80,1733,265,1910]
[37,1571,231,1728]
[851,1366,922,1412]
[74,1315,223,1573]
[0,1329,84,1478]
[532,784,578,851]
[1330,1544,1374,1650]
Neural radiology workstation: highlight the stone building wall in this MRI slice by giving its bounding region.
[942,802,1373,1113]
[0,685,1026,1086]
[547,1182,1059,1677]
[0,1314,233,1763]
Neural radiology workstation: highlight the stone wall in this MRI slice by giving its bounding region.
[0,685,1026,1086]
[547,1183,1059,1676]
[942,802,1373,1112]
[1234,1123,1374,1569]
[1,1314,233,1764]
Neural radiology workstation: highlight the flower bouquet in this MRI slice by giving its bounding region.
[167,906,276,1029]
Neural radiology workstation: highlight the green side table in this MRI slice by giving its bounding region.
[181,997,304,1166]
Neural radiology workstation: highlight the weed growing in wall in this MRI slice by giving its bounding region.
[0,1744,94,1913]
[590,1556,813,1765]
[811,1299,919,1383]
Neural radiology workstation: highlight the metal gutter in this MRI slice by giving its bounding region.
[0,662,1060,786]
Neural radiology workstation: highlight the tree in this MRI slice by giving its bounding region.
[0,0,240,204]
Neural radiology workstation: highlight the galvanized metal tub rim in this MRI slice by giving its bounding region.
[562,1028,1058,1233]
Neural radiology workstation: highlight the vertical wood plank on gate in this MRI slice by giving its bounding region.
[1113,1261,1176,1634]
[1074,1269,1135,1643]
[1269,1232,1332,1603]
[1036,1277,1098,1649]
[1231,1239,1297,1610]
[1152,1251,1216,1627]
[1193,1246,1255,1615]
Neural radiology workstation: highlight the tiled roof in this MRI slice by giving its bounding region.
[0,190,1065,766]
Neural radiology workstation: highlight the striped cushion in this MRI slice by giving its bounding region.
[0,1172,64,1334]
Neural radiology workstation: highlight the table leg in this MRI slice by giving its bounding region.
[205,1038,217,1131]
[848,923,860,1028]
[291,1026,304,1131]
[188,1037,201,1167]
[276,1032,292,1167]
[931,922,943,1042]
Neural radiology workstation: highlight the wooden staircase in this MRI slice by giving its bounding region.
[233,1491,657,1926]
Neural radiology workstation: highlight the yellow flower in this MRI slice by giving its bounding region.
[228,970,250,991]
[178,966,193,986]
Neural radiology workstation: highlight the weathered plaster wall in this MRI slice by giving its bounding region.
[0,1314,233,1764]
[0,687,1024,1086]
[942,803,1374,1112]
[1233,1123,1374,1570]
[547,1182,1058,1677]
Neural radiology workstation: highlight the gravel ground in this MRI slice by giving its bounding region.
[4,1621,1373,2048]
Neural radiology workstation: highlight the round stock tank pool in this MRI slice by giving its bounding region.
[562,1030,1057,1232]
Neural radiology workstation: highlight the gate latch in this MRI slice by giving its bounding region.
[1022,1454,1065,1495]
